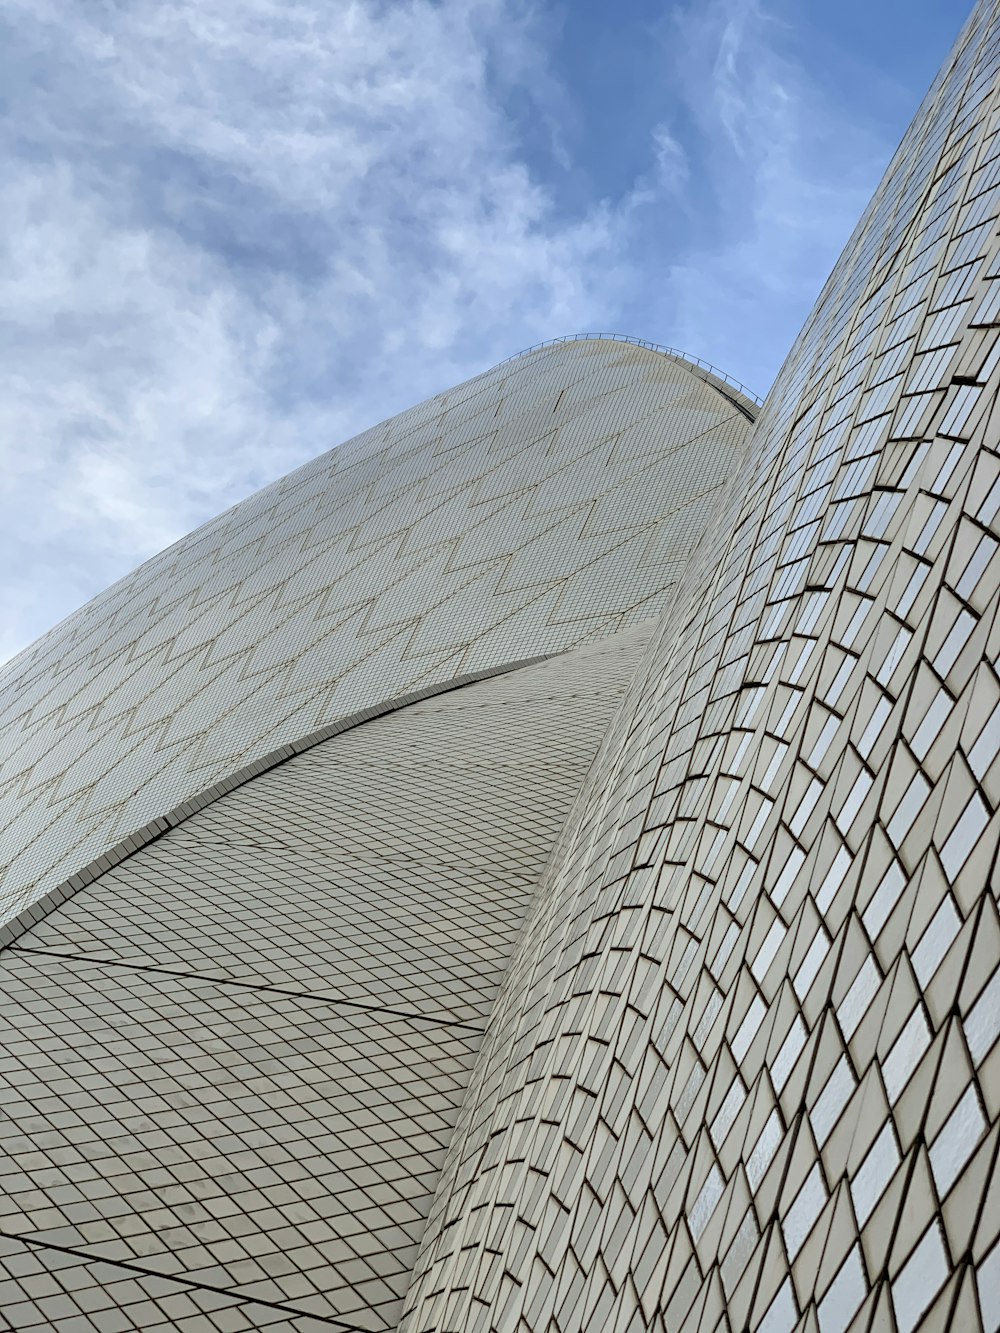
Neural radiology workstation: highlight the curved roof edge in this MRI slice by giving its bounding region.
[1,335,753,934]
[0,651,557,953]
[496,333,762,416]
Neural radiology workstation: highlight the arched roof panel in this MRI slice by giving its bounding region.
[0,338,753,927]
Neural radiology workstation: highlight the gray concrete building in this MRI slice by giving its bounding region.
[1,2,999,1330]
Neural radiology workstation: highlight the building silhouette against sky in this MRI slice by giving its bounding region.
[1,3,999,1330]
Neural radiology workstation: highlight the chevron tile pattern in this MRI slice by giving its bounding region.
[0,344,752,930]
[0,632,650,1330]
[5,5,1000,1332]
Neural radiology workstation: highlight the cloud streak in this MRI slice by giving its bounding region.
[0,0,943,660]
[0,0,632,659]
[626,0,899,396]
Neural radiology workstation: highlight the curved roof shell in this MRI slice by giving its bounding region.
[0,339,752,927]
[1,628,652,1329]
[3,4,1000,1328]
[403,4,1000,1328]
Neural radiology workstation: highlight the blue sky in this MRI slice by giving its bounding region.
[0,0,970,661]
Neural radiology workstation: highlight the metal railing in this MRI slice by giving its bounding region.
[495,332,763,408]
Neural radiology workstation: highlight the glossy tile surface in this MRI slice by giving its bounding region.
[404,5,1000,1330]
[5,4,1000,1331]
[1,633,650,1330]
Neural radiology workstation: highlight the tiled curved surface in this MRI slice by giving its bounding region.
[402,5,1000,1331]
[0,628,652,1332]
[0,340,753,931]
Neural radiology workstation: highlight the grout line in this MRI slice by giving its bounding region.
[0,652,561,954]
[8,945,487,1034]
[0,1229,370,1331]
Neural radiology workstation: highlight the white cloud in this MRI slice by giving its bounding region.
[0,0,934,661]
[634,0,895,395]
[0,0,632,660]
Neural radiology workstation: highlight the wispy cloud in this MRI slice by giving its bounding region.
[638,0,895,390]
[0,0,941,661]
[0,0,634,660]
